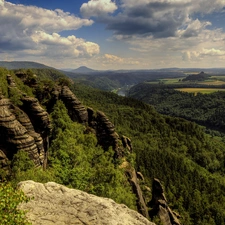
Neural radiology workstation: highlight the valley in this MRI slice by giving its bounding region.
[0,62,225,225]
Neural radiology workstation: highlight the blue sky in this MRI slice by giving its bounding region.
[1,0,225,70]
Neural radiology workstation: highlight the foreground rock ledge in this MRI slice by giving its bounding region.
[18,181,155,225]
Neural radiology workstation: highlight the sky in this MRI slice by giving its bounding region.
[0,0,225,70]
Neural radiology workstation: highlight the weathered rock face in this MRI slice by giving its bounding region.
[126,168,149,219]
[19,96,51,168]
[60,86,88,123]
[18,180,156,225]
[0,149,9,171]
[7,74,17,88]
[10,104,45,165]
[0,95,43,166]
[3,75,51,167]
[87,107,129,158]
[91,110,119,151]
[122,135,133,152]
[148,178,181,225]
[20,96,51,136]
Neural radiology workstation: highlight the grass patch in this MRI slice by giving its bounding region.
[175,88,225,94]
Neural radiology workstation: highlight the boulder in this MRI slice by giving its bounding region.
[18,180,156,225]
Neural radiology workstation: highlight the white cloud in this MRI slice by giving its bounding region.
[92,54,140,69]
[179,19,211,38]
[30,31,100,58]
[80,0,118,18]
[0,1,99,61]
[201,48,225,56]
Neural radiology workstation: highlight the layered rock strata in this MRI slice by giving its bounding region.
[60,86,88,123]
[91,110,120,152]
[0,95,42,166]
[18,180,156,225]
[10,105,45,165]
[1,74,51,167]
[126,168,149,219]
[148,178,181,225]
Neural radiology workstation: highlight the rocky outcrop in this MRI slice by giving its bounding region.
[19,96,51,168]
[7,74,17,88]
[0,95,43,166]
[60,86,88,123]
[87,107,128,157]
[10,105,45,165]
[126,168,149,219]
[122,135,133,152]
[0,149,9,171]
[90,109,120,152]
[148,178,181,225]
[0,74,51,168]
[20,96,51,135]
[18,180,156,225]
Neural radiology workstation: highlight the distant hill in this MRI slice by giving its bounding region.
[70,66,96,74]
[0,61,52,69]
[182,71,210,82]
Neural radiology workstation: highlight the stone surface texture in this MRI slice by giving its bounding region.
[60,86,88,123]
[148,178,181,225]
[18,180,156,225]
[0,96,42,166]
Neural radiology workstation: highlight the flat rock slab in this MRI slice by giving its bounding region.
[18,181,155,225]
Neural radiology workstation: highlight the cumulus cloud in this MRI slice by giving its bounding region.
[95,54,140,67]
[179,19,212,38]
[0,0,99,60]
[87,0,225,39]
[201,48,225,56]
[30,31,100,58]
[80,0,118,18]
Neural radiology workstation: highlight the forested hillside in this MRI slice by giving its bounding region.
[0,67,225,225]
[128,83,225,136]
[65,70,186,91]
[72,83,225,225]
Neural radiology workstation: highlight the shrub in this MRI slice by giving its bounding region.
[0,181,31,225]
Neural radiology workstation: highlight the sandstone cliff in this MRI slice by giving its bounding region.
[0,95,43,166]
[18,180,156,225]
[60,85,88,123]
[0,73,181,224]
[0,74,51,168]
[149,178,181,225]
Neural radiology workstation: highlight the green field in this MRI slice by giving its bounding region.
[146,78,184,84]
[175,88,225,94]
[147,76,225,86]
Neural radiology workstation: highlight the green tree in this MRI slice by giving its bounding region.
[0,181,31,225]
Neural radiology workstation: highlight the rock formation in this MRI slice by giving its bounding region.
[122,135,133,152]
[126,168,149,219]
[0,74,51,169]
[0,95,43,166]
[0,149,9,172]
[88,108,120,153]
[18,180,156,225]
[148,178,181,225]
[10,104,45,165]
[20,96,51,135]
[60,86,88,123]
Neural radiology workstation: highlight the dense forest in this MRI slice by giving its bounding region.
[0,67,225,225]
[71,80,225,225]
[128,83,225,136]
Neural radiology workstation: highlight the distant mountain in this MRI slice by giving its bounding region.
[0,61,52,69]
[70,66,97,74]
